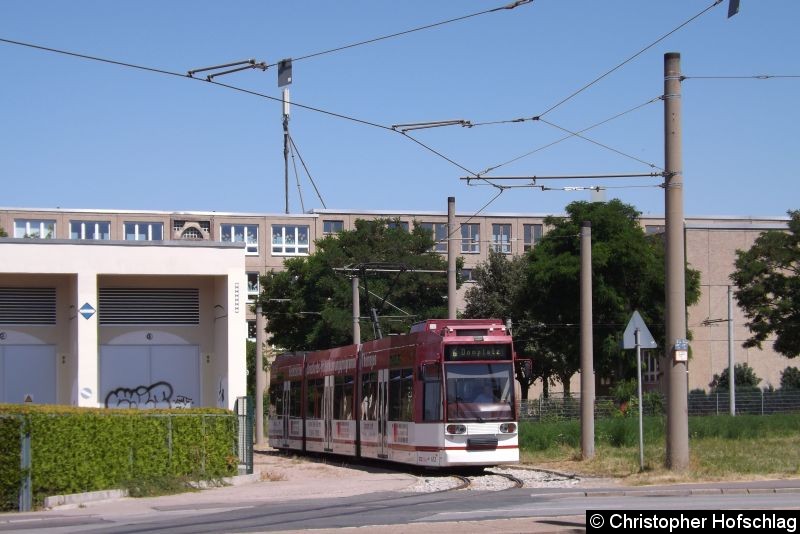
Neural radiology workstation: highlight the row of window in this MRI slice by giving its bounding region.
[415,222,543,254]
[11,220,312,258]
[10,219,543,256]
[325,220,544,255]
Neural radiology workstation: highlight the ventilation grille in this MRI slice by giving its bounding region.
[99,288,199,325]
[0,288,57,325]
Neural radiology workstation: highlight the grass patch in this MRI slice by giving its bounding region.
[519,413,800,483]
[121,475,200,498]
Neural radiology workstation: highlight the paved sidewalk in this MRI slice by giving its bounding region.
[2,447,799,533]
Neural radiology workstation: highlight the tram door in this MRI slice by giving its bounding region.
[376,369,389,458]
[280,381,291,448]
[323,375,334,452]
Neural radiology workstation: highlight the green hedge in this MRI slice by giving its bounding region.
[0,405,238,510]
[0,415,23,511]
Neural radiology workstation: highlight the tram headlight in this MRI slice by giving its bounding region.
[499,423,517,434]
[446,424,466,435]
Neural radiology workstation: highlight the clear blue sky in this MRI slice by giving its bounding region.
[2,1,798,218]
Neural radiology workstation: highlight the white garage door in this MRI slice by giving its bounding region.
[100,345,200,409]
[0,345,57,404]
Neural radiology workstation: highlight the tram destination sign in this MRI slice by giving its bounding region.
[445,344,511,361]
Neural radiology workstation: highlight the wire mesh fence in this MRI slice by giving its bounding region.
[519,389,800,421]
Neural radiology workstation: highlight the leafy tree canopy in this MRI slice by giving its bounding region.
[780,366,800,390]
[258,218,457,351]
[506,200,700,393]
[709,362,762,392]
[730,210,800,358]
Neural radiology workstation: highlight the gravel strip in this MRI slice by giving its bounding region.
[403,467,582,492]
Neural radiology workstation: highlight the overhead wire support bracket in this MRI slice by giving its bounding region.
[186,59,267,81]
[461,172,665,184]
[391,120,472,133]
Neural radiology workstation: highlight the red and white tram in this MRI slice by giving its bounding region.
[268,319,528,467]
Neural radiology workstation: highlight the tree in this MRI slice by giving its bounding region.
[709,362,762,392]
[730,210,800,358]
[462,250,539,398]
[511,200,701,395]
[258,218,457,351]
[463,249,526,319]
[780,366,800,391]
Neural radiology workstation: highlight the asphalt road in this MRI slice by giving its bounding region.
[3,486,799,533]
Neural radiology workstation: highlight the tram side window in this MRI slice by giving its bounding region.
[423,382,442,421]
[361,372,378,420]
[334,375,355,420]
[289,381,302,417]
[389,368,414,422]
[306,378,324,418]
[269,384,283,416]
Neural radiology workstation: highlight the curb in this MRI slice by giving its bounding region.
[44,489,129,509]
[533,487,800,499]
[44,473,262,510]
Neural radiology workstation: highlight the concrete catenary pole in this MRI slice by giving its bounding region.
[255,303,267,445]
[580,221,595,460]
[352,276,361,345]
[728,285,735,416]
[283,88,290,214]
[447,196,457,319]
[664,52,689,470]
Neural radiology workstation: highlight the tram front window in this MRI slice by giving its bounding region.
[445,363,514,421]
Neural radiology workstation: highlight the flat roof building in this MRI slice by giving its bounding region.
[0,206,793,403]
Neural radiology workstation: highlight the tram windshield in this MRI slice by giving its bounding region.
[445,362,514,422]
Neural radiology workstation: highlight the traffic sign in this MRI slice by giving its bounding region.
[622,311,658,349]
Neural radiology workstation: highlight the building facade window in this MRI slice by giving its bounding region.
[645,225,666,235]
[461,268,476,283]
[70,221,111,240]
[272,225,310,256]
[172,220,210,241]
[124,222,164,241]
[387,220,409,232]
[643,351,660,383]
[491,224,511,254]
[247,272,260,302]
[323,220,344,236]
[14,219,55,239]
[419,222,448,253]
[221,224,259,255]
[523,224,543,251]
[460,223,480,253]
[247,320,257,341]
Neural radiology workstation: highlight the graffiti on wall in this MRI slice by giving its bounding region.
[104,381,193,409]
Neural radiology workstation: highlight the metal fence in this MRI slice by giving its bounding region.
[235,396,254,475]
[519,389,800,421]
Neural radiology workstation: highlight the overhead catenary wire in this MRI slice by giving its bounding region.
[537,117,664,171]
[288,134,327,209]
[267,0,533,67]
[535,0,723,119]
[682,74,800,80]
[477,95,663,176]
[288,137,307,213]
[0,37,480,179]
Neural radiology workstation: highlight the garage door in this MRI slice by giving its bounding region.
[100,345,200,409]
[0,345,56,404]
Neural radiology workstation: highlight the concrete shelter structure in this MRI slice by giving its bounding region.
[0,235,246,409]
